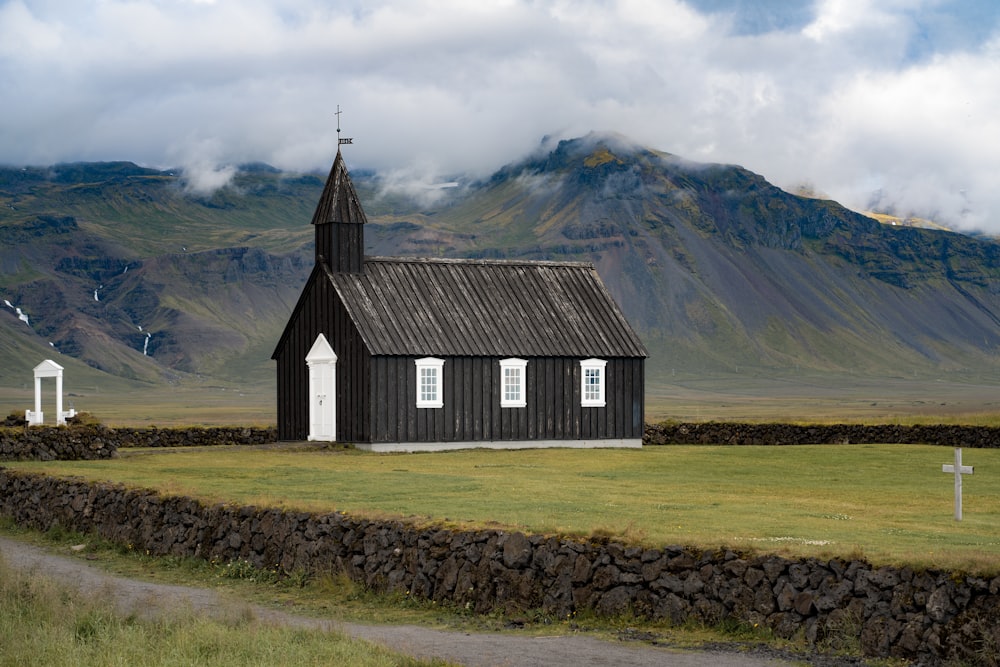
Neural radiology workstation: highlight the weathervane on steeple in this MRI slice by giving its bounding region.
[336,105,353,145]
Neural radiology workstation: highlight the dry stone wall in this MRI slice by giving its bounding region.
[5,421,999,462]
[0,425,117,460]
[644,422,1000,448]
[1,468,997,665]
[0,425,278,461]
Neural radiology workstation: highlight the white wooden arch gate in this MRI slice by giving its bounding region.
[26,359,76,426]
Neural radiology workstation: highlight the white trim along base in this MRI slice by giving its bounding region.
[354,439,642,453]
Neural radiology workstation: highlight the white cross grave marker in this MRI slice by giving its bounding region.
[941,447,974,521]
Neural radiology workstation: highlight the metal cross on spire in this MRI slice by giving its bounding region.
[336,105,353,145]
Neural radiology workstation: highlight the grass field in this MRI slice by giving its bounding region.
[12,444,1000,574]
[643,373,1000,425]
[0,549,446,667]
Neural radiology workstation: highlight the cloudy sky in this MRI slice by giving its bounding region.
[2,0,999,230]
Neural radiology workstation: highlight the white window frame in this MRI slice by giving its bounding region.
[580,358,607,407]
[415,357,444,408]
[499,358,528,408]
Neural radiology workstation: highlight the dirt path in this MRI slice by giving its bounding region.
[0,536,868,666]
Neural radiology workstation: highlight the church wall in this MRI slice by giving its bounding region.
[274,271,370,441]
[367,356,644,443]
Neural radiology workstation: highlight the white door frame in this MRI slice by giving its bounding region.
[306,333,337,442]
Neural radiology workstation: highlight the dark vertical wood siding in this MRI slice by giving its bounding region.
[368,356,644,443]
[316,222,364,274]
[274,271,370,441]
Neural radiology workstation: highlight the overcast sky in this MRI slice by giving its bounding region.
[2,0,999,231]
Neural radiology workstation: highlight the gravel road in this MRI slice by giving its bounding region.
[1,535,873,666]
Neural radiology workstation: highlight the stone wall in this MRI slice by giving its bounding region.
[1,468,996,665]
[644,422,1000,448]
[0,425,278,461]
[5,421,999,462]
[0,425,117,460]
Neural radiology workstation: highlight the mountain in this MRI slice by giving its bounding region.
[0,163,317,390]
[367,134,1000,383]
[438,136,1000,380]
[2,136,999,420]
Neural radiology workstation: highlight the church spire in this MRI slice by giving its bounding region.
[312,110,365,272]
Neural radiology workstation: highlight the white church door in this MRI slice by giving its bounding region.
[306,333,337,442]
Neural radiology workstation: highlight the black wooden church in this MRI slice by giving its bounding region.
[272,149,647,450]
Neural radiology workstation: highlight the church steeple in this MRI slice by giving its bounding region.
[312,147,366,273]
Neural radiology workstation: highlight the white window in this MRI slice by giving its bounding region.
[500,358,527,408]
[580,358,607,407]
[415,357,444,408]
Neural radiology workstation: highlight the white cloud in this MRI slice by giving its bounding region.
[806,39,1000,228]
[804,0,884,42]
[1,0,999,230]
[169,137,238,194]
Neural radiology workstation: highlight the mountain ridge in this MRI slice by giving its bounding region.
[412,135,1000,377]
[2,135,999,418]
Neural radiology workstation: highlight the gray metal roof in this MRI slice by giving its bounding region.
[327,257,647,357]
[326,256,647,358]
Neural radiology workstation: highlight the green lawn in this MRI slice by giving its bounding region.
[11,444,1000,573]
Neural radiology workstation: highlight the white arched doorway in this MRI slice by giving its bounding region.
[306,333,337,441]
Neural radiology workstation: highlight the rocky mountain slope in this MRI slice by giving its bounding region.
[2,135,998,400]
[431,135,1000,384]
